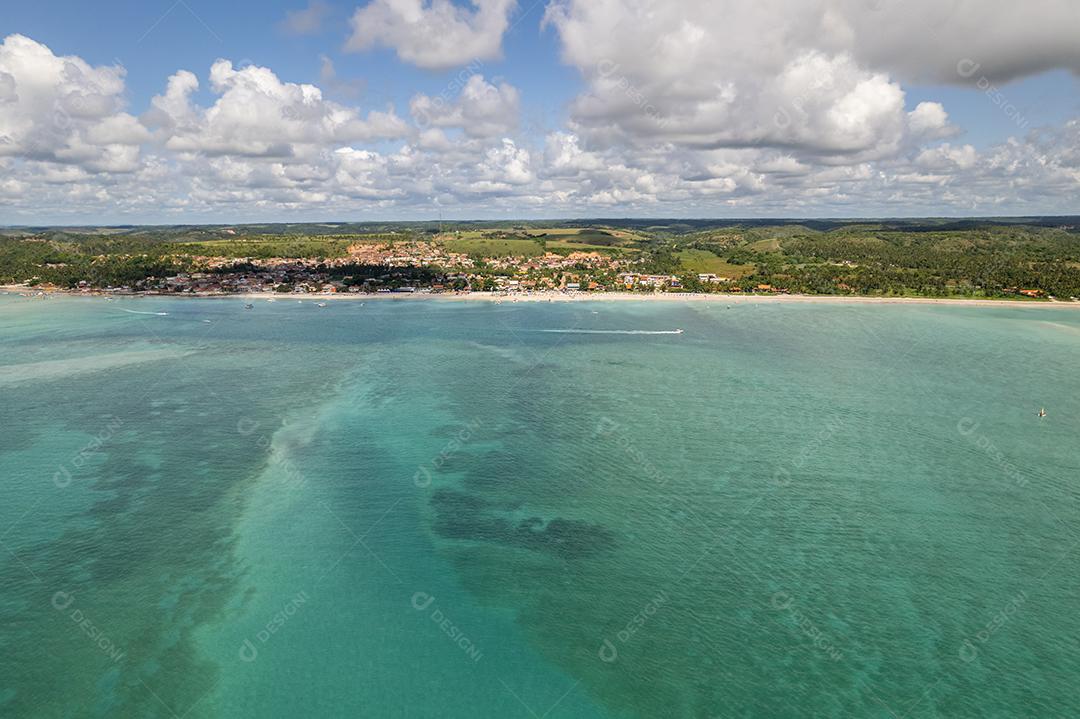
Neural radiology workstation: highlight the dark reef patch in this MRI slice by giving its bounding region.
[431,489,616,559]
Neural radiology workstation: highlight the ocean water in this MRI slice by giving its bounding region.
[1,295,1079,718]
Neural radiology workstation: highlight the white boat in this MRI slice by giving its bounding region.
[316,302,327,307]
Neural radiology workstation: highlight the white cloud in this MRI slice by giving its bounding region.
[915,144,978,172]
[542,0,1078,162]
[318,55,364,99]
[146,60,409,158]
[823,0,1080,85]
[2,22,1079,223]
[0,34,145,172]
[476,138,533,186]
[346,0,516,70]
[410,74,519,137]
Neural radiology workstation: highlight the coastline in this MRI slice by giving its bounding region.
[4,285,1079,309]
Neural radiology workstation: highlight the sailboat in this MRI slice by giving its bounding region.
[1038,408,1047,418]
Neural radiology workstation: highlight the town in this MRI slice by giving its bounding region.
[3,220,1079,301]
[46,239,730,297]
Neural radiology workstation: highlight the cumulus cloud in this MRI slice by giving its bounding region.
[0,34,146,172]
[2,21,1080,223]
[346,0,516,70]
[145,60,409,158]
[542,0,1078,161]
[823,0,1080,85]
[410,74,519,138]
[318,55,364,99]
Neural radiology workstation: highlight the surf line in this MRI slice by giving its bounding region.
[119,309,170,316]
[529,328,684,335]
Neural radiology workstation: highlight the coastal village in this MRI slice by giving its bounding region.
[6,224,1072,301]
[38,239,732,297]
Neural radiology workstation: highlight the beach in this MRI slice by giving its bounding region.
[4,285,1079,309]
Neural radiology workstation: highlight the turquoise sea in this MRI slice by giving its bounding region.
[2,295,1079,718]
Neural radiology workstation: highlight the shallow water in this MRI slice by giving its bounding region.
[1,295,1079,718]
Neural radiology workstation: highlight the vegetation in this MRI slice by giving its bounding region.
[3,219,1080,299]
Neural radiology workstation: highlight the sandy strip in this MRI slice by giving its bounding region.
[3,286,1079,309]
[0,348,194,386]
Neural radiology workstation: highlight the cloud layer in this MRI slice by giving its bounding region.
[1,6,1079,224]
[346,0,516,70]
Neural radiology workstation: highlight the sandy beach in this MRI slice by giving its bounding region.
[5,285,1080,309]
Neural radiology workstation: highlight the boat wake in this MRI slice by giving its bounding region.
[120,309,169,316]
[532,328,684,335]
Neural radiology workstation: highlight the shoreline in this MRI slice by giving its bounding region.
[3,285,1079,309]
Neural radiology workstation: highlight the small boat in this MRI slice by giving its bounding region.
[244,303,254,310]
[316,302,327,308]
[267,298,276,303]
[675,328,685,334]
[1038,408,1047,418]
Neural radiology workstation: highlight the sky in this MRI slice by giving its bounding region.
[1,0,1079,224]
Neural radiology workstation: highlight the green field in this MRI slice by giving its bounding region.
[529,228,646,247]
[442,237,545,258]
[677,249,755,278]
[169,238,352,259]
[746,238,782,252]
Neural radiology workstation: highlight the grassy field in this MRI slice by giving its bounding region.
[530,228,647,246]
[167,238,353,259]
[678,249,755,278]
[746,238,782,252]
[440,228,640,257]
[441,237,545,258]
[545,239,636,254]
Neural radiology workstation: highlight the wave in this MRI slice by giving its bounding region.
[531,328,684,335]
[120,308,170,316]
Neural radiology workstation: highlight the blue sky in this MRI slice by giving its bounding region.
[5,0,1074,149]
[2,0,578,135]
[1,0,1078,222]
